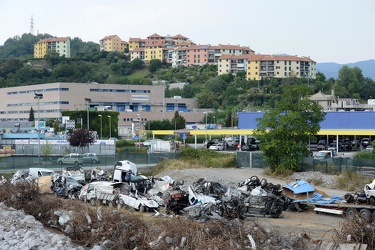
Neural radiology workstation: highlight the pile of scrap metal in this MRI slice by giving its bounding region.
[50,174,83,199]
[90,167,111,182]
[151,175,286,220]
[10,170,34,185]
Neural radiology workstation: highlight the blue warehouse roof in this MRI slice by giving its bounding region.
[238,111,375,136]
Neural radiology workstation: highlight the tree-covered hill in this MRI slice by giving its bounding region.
[0,33,99,60]
[0,33,375,127]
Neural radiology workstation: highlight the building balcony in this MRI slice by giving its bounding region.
[260,62,274,66]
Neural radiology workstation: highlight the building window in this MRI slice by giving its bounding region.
[277,72,279,74]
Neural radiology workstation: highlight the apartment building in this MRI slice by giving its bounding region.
[180,44,254,67]
[217,54,316,80]
[0,83,205,137]
[34,37,71,58]
[144,33,165,61]
[99,35,123,52]
[128,38,147,51]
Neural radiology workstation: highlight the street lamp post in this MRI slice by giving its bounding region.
[107,116,111,138]
[203,112,207,142]
[84,98,91,131]
[213,116,216,125]
[98,114,102,139]
[34,93,43,163]
[137,114,141,148]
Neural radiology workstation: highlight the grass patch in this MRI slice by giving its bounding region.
[263,167,294,178]
[151,148,236,175]
[335,170,372,191]
[306,177,324,186]
[126,68,150,81]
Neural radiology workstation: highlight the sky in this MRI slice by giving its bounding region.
[1,0,374,64]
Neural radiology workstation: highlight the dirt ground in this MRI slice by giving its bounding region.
[153,167,348,241]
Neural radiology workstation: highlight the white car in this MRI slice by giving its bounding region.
[209,143,224,151]
[117,192,159,212]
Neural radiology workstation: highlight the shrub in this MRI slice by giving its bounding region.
[335,170,372,191]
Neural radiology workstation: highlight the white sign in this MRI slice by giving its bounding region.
[35,120,45,130]
[66,120,76,129]
[131,95,149,101]
[62,116,70,124]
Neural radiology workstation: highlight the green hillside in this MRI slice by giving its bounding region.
[1,33,374,126]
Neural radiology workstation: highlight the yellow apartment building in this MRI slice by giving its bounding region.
[34,37,70,58]
[218,54,316,80]
[99,35,123,52]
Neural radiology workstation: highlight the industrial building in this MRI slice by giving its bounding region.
[0,82,208,138]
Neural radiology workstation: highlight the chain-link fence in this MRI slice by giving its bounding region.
[236,151,375,176]
[0,152,181,173]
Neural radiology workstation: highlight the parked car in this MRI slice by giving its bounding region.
[204,140,217,149]
[57,153,83,165]
[327,143,338,155]
[81,153,101,163]
[307,141,319,151]
[361,138,371,148]
[209,143,225,151]
[340,138,352,151]
[364,145,374,152]
[314,150,334,160]
[317,140,327,150]
[241,144,257,151]
[352,139,360,150]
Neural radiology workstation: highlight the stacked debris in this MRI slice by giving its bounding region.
[151,175,286,220]
[50,174,83,199]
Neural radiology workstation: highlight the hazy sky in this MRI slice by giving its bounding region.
[1,0,374,64]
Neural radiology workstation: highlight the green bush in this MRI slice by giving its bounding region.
[354,151,375,159]
[115,139,134,148]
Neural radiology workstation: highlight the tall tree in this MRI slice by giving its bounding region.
[28,107,35,121]
[171,111,186,130]
[254,85,325,172]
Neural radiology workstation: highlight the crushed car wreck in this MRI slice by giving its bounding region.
[50,174,83,199]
